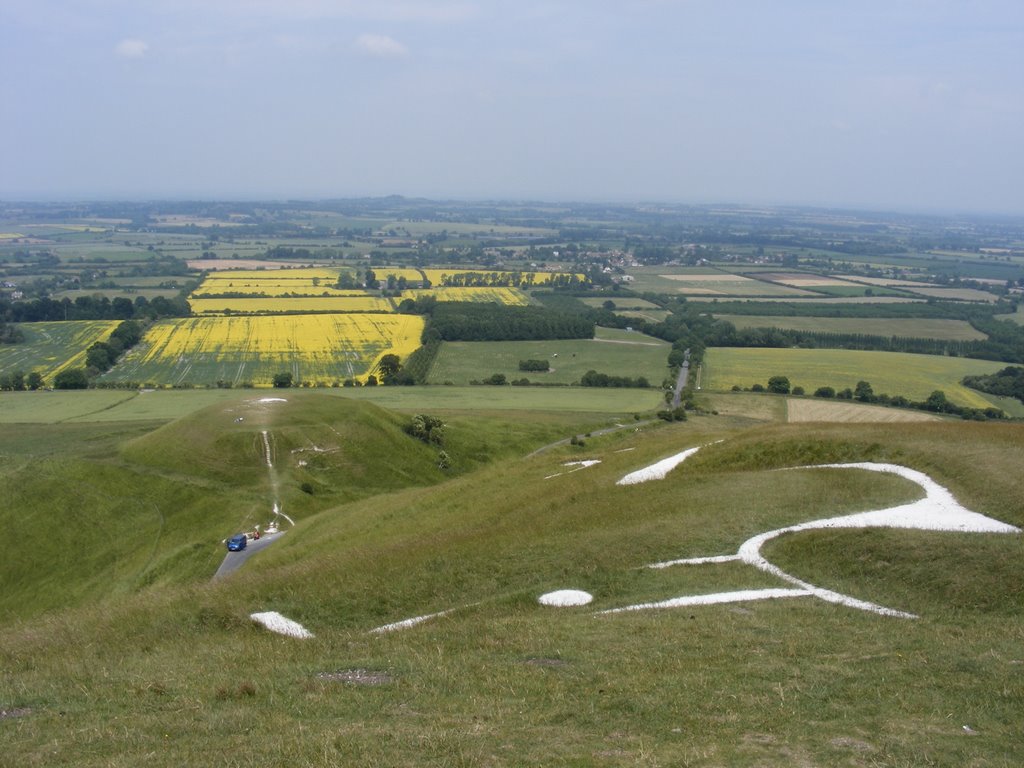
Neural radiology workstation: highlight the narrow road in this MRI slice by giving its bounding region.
[213,532,285,580]
[671,348,691,409]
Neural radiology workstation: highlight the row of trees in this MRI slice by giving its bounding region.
[580,370,651,388]
[744,376,1005,420]
[1,294,190,324]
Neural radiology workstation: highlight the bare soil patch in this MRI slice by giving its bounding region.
[0,707,32,720]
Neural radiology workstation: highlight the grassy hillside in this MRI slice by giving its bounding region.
[1,409,1022,766]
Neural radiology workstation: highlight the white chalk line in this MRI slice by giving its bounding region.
[260,430,273,468]
[599,588,810,614]
[250,611,314,639]
[370,608,455,634]
[632,462,1021,619]
[616,440,722,486]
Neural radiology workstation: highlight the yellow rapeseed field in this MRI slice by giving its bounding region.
[200,268,342,282]
[189,296,395,314]
[117,314,425,385]
[404,287,530,305]
[373,267,424,282]
[420,268,585,286]
[192,284,370,297]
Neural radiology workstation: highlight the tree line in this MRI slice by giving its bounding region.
[962,366,1024,405]
[1,294,191,324]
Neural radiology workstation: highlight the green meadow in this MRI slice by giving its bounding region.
[703,347,1008,409]
[427,328,671,386]
[713,314,989,341]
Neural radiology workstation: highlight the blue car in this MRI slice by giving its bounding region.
[226,534,248,551]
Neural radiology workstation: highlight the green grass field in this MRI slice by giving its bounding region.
[0,320,120,382]
[577,297,663,310]
[428,330,670,386]
[0,386,667,423]
[624,268,815,296]
[714,314,988,341]
[703,347,1009,409]
[1,403,1022,766]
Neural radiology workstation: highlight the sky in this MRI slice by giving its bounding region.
[2,1,1023,214]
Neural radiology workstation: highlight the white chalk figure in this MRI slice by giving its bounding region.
[368,452,1021,635]
[608,462,1021,619]
[250,611,314,639]
[538,589,593,607]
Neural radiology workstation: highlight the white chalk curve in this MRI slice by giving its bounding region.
[637,463,1020,619]
[250,611,314,639]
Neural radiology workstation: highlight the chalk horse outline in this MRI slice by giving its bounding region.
[602,460,1021,619]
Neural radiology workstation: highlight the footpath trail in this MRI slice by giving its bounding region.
[213,399,292,580]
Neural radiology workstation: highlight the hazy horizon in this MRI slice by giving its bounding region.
[3,1,1023,215]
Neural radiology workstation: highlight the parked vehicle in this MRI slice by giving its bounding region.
[226,534,248,551]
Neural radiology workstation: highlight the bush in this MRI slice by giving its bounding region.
[54,368,89,389]
[518,359,550,372]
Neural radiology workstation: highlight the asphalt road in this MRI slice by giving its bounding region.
[213,532,284,580]
[671,349,691,409]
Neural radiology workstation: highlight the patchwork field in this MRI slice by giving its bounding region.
[102,314,425,386]
[714,315,988,341]
[703,347,1008,409]
[428,330,670,385]
[0,320,120,382]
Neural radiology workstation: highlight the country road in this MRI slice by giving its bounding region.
[670,348,691,409]
[213,532,284,579]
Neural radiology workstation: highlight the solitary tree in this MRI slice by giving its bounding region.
[854,380,875,402]
[377,354,402,382]
[272,371,293,388]
[767,375,791,394]
[54,368,89,389]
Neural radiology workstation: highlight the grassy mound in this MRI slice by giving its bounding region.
[2,415,1022,766]
[0,394,457,622]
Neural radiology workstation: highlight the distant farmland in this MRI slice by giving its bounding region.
[703,348,1008,409]
[102,314,424,386]
[428,330,670,386]
[713,315,988,341]
[0,320,120,383]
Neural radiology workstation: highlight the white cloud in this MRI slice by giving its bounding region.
[114,38,149,58]
[354,33,409,58]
